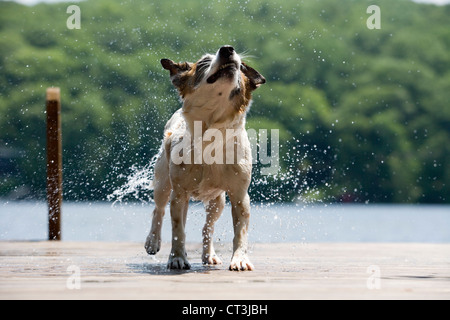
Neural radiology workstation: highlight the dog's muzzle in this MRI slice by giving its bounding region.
[207,46,239,84]
[218,45,235,63]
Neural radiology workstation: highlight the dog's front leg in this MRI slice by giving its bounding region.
[167,191,191,270]
[202,193,225,265]
[229,193,254,271]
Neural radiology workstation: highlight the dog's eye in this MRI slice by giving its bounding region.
[197,57,212,69]
[196,57,212,74]
[194,57,212,86]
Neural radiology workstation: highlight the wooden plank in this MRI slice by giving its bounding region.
[0,242,449,300]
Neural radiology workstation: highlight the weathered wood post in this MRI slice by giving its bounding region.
[46,87,62,241]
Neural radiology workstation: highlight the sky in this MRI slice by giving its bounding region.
[4,0,450,5]
[413,0,450,3]
[7,0,82,5]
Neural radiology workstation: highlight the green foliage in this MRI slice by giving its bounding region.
[0,0,449,203]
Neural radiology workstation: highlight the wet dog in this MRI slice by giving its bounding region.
[145,46,265,271]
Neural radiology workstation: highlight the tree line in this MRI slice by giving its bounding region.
[0,0,449,203]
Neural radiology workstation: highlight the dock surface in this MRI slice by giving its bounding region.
[1,241,449,300]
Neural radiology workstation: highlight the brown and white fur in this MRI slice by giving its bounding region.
[145,46,266,271]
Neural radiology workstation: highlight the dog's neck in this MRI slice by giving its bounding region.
[182,86,248,135]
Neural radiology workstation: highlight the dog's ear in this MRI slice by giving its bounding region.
[161,59,192,77]
[161,59,193,90]
[241,62,266,90]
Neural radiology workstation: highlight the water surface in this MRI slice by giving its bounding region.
[1,201,449,243]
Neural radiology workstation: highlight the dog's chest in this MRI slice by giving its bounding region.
[191,166,227,202]
[177,164,249,203]
[190,165,231,201]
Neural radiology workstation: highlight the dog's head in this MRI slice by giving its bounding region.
[161,46,265,113]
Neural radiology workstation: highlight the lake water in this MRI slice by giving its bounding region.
[0,201,449,243]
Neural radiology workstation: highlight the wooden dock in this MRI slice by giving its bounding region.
[0,241,449,300]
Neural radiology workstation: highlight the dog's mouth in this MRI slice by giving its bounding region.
[206,46,240,84]
[206,62,239,84]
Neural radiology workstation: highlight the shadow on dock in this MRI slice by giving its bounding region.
[127,262,222,275]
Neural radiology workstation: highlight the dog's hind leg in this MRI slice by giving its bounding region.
[229,192,254,271]
[145,154,171,255]
[202,192,225,265]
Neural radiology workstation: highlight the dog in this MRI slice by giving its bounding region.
[145,46,266,271]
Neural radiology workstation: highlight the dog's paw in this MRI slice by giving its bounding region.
[144,233,161,255]
[202,253,223,266]
[229,254,254,271]
[167,253,191,270]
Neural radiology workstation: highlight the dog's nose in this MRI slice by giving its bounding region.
[219,46,235,57]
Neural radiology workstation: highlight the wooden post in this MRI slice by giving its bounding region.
[46,87,62,241]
